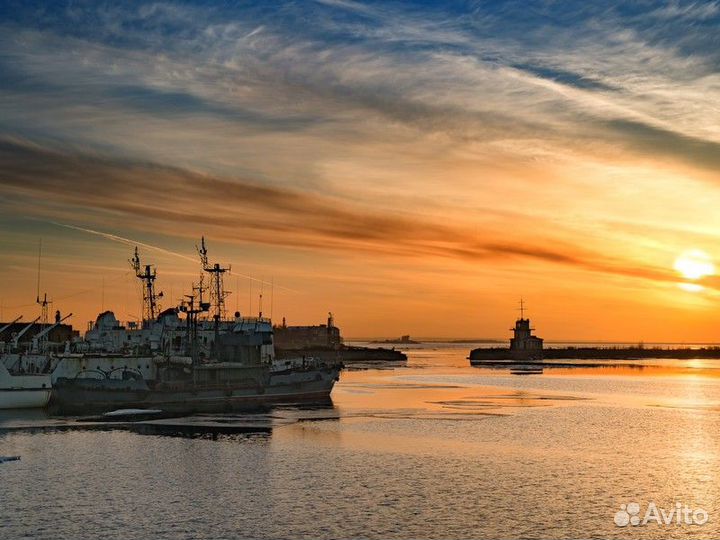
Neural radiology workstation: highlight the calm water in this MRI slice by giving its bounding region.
[3,344,720,539]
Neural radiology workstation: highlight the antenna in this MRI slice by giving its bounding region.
[35,239,51,335]
[129,247,162,323]
[196,237,231,321]
[179,280,209,363]
[519,298,526,320]
[270,277,274,320]
[198,236,208,268]
[258,278,263,318]
[196,274,205,307]
[192,279,208,309]
[38,293,49,326]
[36,238,42,303]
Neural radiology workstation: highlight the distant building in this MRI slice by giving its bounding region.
[509,317,543,359]
[273,312,342,350]
[468,301,545,363]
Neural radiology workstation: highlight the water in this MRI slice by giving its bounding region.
[3,344,720,539]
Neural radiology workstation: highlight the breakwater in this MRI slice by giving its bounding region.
[470,345,720,362]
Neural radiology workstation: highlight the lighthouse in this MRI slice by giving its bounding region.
[509,299,543,360]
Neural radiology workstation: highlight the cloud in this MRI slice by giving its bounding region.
[0,137,686,289]
[3,0,720,176]
[649,1,720,21]
[603,118,720,171]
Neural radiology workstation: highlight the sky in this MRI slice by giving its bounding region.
[1,0,720,341]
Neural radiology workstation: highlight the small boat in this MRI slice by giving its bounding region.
[0,362,51,409]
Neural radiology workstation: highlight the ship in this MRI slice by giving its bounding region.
[371,335,420,345]
[0,358,51,409]
[1,239,341,413]
[51,316,340,414]
[469,300,544,364]
[0,310,76,409]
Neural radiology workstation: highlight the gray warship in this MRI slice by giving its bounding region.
[51,240,341,414]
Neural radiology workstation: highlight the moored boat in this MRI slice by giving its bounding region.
[0,306,76,409]
[0,362,51,409]
[52,359,340,414]
[49,239,342,414]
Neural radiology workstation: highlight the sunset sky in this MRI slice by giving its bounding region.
[2,1,720,340]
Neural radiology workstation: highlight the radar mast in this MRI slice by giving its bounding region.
[197,237,231,322]
[35,239,52,348]
[130,247,163,324]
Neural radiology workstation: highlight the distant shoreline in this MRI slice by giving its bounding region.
[346,338,720,346]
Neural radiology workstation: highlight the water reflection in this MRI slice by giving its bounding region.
[129,423,272,440]
[0,407,53,426]
[470,358,720,379]
[0,405,339,441]
[510,364,544,375]
[5,346,720,539]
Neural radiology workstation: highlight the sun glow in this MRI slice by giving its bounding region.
[674,250,715,290]
[678,282,704,293]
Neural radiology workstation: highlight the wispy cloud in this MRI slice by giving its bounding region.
[0,137,687,289]
[3,1,720,172]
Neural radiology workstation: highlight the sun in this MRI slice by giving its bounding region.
[674,249,715,281]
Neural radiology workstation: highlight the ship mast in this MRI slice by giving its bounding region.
[197,237,231,322]
[130,247,163,324]
[35,238,52,349]
[179,279,209,365]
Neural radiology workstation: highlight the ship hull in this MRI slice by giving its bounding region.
[0,388,52,409]
[0,364,52,409]
[51,366,340,414]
